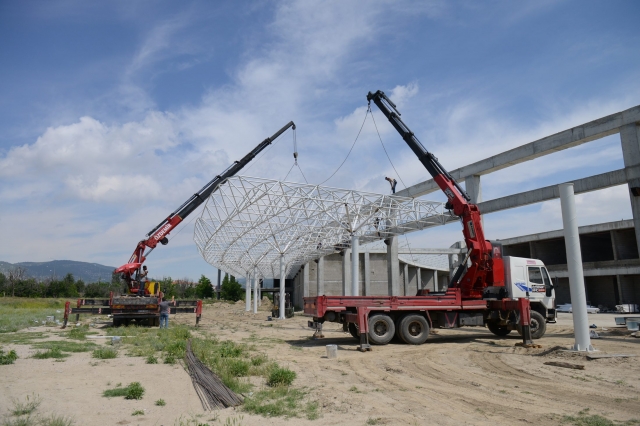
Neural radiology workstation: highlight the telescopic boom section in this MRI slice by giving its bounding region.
[367,90,504,298]
[114,121,296,279]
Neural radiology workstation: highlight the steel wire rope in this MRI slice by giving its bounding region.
[369,107,410,194]
[318,105,370,186]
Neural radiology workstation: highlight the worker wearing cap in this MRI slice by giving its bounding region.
[385,177,397,194]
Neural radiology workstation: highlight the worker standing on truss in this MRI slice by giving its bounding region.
[385,176,397,194]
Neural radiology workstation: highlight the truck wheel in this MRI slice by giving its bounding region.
[368,314,395,345]
[348,323,359,339]
[487,322,511,337]
[517,311,546,339]
[399,314,430,345]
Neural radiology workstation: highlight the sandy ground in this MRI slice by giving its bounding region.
[1,303,640,426]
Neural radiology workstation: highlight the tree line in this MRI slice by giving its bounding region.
[0,267,245,301]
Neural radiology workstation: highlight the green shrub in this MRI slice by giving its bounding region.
[267,366,296,387]
[92,347,117,359]
[145,355,158,364]
[131,409,144,416]
[251,354,267,366]
[0,348,18,365]
[66,325,90,340]
[227,359,250,377]
[40,414,75,426]
[155,399,166,406]
[217,341,244,358]
[125,382,145,400]
[163,354,176,365]
[102,382,145,400]
[243,387,317,419]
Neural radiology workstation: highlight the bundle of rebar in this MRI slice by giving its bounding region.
[185,340,243,409]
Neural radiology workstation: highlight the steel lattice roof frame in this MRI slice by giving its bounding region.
[194,176,458,279]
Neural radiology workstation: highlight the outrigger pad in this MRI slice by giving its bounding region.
[358,333,371,352]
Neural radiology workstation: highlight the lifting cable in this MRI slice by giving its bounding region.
[318,105,371,185]
[283,126,308,183]
[369,107,409,194]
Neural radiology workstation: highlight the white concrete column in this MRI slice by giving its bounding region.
[317,256,325,296]
[620,124,640,256]
[252,267,258,314]
[386,237,399,296]
[433,270,439,291]
[303,263,309,299]
[351,235,359,296]
[258,279,262,306]
[245,273,251,312]
[279,254,285,320]
[559,183,594,352]
[342,249,351,296]
[363,252,370,296]
[403,263,409,295]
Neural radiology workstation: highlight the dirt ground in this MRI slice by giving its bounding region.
[1,303,639,426]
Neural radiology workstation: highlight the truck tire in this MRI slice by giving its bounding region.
[368,314,395,345]
[348,322,359,339]
[398,314,430,345]
[517,311,546,339]
[487,322,511,337]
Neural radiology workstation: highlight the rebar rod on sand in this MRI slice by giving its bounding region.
[185,340,243,410]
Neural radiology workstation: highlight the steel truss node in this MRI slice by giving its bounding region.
[194,176,454,279]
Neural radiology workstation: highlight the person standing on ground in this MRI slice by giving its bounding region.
[385,177,397,194]
[159,296,175,329]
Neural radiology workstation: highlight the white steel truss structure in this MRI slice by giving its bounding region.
[194,176,456,279]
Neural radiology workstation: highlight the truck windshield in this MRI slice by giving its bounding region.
[528,267,543,284]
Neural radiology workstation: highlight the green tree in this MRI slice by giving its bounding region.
[220,275,243,302]
[195,275,214,299]
[158,277,176,298]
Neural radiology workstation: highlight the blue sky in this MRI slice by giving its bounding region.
[1,0,639,281]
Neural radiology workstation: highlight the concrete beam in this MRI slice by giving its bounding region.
[396,105,640,199]
[365,248,465,255]
[498,219,634,246]
[620,124,640,257]
[478,166,640,215]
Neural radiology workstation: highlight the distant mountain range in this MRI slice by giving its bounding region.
[0,260,116,283]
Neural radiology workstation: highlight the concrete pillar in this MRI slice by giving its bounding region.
[465,175,482,203]
[363,252,371,296]
[342,249,351,296]
[245,273,251,312]
[279,255,285,320]
[303,263,309,299]
[403,263,409,295]
[386,236,399,296]
[217,269,222,299]
[252,268,258,314]
[620,123,640,256]
[433,270,439,291]
[317,256,325,296]
[559,183,594,352]
[351,235,359,296]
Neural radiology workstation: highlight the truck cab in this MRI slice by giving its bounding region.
[503,256,556,323]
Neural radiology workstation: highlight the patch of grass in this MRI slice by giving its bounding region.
[366,418,382,425]
[65,325,94,340]
[11,394,42,416]
[40,414,75,426]
[243,387,317,420]
[164,354,176,365]
[146,355,158,364]
[266,366,296,387]
[560,408,640,426]
[0,332,46,344]
[32,348,68,359]
[349,385,361,393]
[0,348,18,365]
[251,354,267,366]
[131,410,145,416]
[92,347,118,359]
[31,340,97,353]
[102,382,145,400]
[0,298,65,333]
[155,398,166,406]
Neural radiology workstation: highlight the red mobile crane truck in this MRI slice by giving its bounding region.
[304,91,555,350]
[63,121,296,328]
